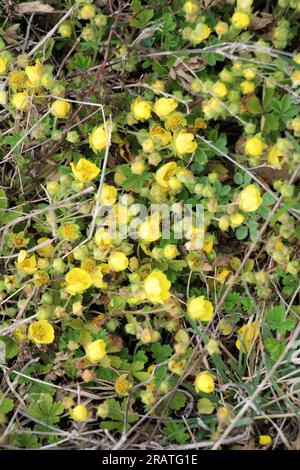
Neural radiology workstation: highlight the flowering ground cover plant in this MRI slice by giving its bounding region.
[0,0,300,451]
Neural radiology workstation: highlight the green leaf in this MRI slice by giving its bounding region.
[265,306,296,334]
[246,95,263,115]
[132,0,142,11]
[130,9,154,28]
[13,431,39,449]
[168,391,187,411]
[28,395,64,425]
[234,172,244,185]
[151,343,172,362]
[236,225,248,240]
[270,95,298,123]
[265,306,285,329]
[265,339,286,361]
[263,113,279,132]
[0,336,19,359]
[0,396,14,414]
[163,422,189,444]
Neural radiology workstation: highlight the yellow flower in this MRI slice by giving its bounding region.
[194,117,207,129]
[268,146,284,169]
[90,264,110,288]
[183,1,199,15]
[37,238,54,258]
[231,11,250,29]
[58,222,80,241]
[70,158,100,183]
[144,270,171,304]
[151,80,164,92]
[131,97,152,120]
[293,53,300,65]
[212,81,228,98]
[219,215,230,231]
[187,296,214,322]
[150,125,172,147]
[290,116,300,135]
[85,339,106,363]
[65,267,92,295]
[115,374,134,396]
[164,112,187,131]
[108,251,128,272]
[89,125,107,153]
[16,250,37,274]
[94,228,113,250]
[13,325,27,343]
[163,244,178,260]
[139,216,161,243]
[168,357,187,376]
[173,130,197,155]
[185,225,205,251]
[33,271,49,286]
[243,67,256,80]
[259,435,272,446]
[100,183,117,205]
[230,212,245,227]
[80,258,96,273]
[291,69,300,86]
[203,238,213,254]
[59,22,73,38]
[11,92,29,110]
[155,161,177,189]
[0,55,8,74]
[239,184,262,212]
[8,70,27,92]
[142,138,155,153]
[153,97,178,119]
[51,99,70,118]
[25,60,43,87]
[236,322,259,353]
[202,97,223,119]
[216,267,232,284]
[245,135,266,157]
[240,80,255,94]
[9,231,29,248]
[190,23,211,44]
[80,4,95,20]
[28,320,54,344]
[115,203,130,224]
[215,21,228,36]
[71,404,90,422]
[195,371,215,394]
[131,158,145,175]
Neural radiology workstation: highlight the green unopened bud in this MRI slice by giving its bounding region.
[66,130,79,143]
[46,181,60,195]
[94,13,107,28]
[106,319,119,332]
[97,402,109,419]
[41,292,53,305]
[37,306,51,320]
[59,22,73,38]
[53,258,66,273]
